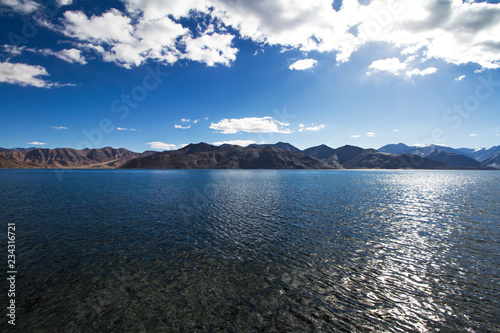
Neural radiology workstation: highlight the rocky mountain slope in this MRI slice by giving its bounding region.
[121,143,334,169]
[302,145,455,169]
[0,147,153,168]
[378,143,490,168]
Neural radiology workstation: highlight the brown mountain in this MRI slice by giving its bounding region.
[121,143,335,169]
[0,147,152,168]
[0,155,33,168]
[302,144,465,169]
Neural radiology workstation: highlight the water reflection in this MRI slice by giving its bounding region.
[1,170,499,331]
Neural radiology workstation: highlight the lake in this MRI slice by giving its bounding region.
[1,169,499,332]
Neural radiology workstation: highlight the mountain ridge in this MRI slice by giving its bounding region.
[1,143,497,170]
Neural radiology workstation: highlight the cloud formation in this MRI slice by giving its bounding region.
[2,0,500,79]
[147,141,176,150]
[52,126,69,130]
[174,124,191,129]
[367,57,437,79]
[0,61,69,88]
[0,0,39,14]
[289,59,318,71]
[28,141,46,145]
[298,124,326,132]
[210,116,291,134]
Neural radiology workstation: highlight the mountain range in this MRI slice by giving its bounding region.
[0,142,498,170]
[378,143,500,168]
[0,147,154,169]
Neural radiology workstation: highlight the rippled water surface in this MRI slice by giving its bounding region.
[1,169,499,332]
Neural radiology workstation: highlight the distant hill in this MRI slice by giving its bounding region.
[378,143,489,168]
[121,143,334,169]
[248,142,302,154]
[482,152,500,169]
[302,144,454,169]
[1,142,495,170]
[0,147,153,168]
[424,150,481,168]
[471,146,500,162]
[0,155,33,168]
[377,143,410,155]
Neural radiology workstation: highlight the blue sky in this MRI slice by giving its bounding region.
[0,0,499,152]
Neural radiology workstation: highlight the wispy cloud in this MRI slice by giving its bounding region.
[52,126,69,130]
[116,127,138,131]
[351,135,361,138]
[469,134,479,137]
[367,57,437,79]
[181,118,190,122]
[210,116,291,134]
[0,61,73,88]
[298,124,326,132]
[0,0,40,14]
[28,141,46,145]
[366,132,376,137]
[455,75,466,82]
[393,129,400,132]
[174,124,191,129]
[146,142,176,150]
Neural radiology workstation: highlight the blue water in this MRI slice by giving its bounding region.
[1,169,499,332]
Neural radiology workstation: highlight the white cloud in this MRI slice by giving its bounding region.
[116,127,127,130]
[366,132,376,137]
[212,140,257,146]
[0,61,69,88]
[147,141,177,150]
[368,57,437,79]
[123,0,208,20]
[193,119,199,124]
[351,135,361,138]
[469,133,478,137]
[455,75,466,81]
[210,116,291,134]
[4,46,87,65]
[52,48,86,64]
[52,126,69,130]
[62,9,135,44]
[393,129,400,132]
[181,118,190,122]
[0,0,39,14]
[58,5,239,68]
[10,0,500,72]
[57,0,72,6]
[212,0,359,62]
[289,59,318,70]
[299,124,326,132]
[368,57,407,75]
[181,33,238,67]
[28,141,46,145]
[405,67,438,78]
[174,124,191,129]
